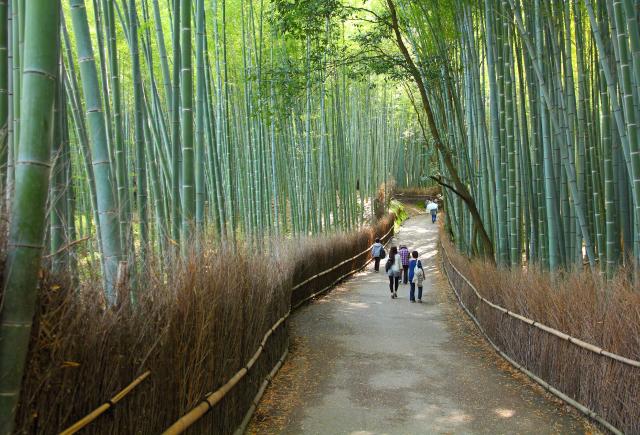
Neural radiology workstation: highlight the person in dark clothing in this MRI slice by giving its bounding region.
[385,246,401,298]
[408,251,418,302]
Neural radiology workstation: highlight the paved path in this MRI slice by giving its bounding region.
[249,215,592,434]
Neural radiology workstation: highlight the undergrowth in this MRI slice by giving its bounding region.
[389,200,408,231]
[441,230,640,434]
[394,185,441,197]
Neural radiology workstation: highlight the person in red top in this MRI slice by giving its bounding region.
[399,245,410,284]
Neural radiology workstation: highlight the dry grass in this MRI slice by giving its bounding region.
[6,213,395,434]
[441,232,640,434]
[394,185,441,198]
[288,214,395,307]
[15,246,291,434]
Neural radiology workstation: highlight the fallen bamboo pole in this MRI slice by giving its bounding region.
[441,244,640,368]
[441,245,623,434]
[163,222,395,434]
[59,371,151,435]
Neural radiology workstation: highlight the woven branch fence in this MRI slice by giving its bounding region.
[441,243,639,434]
[162,222,396,434]
[49,219,395,435]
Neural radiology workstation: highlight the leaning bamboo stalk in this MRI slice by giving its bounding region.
[440,243,640,368]
[441,246,623,435]
[59,370,151,435]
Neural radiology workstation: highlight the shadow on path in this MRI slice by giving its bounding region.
[248,214,594,435]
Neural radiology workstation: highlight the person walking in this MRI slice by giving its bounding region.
[414,258,425,302]
[409,251,425,302]
[399,245,410,284]
[408,251,418,302]
[427,200,438,223]
[370,238,385,272]
[385,246,401,299]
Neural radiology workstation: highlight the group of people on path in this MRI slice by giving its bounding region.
[371,240,425,303]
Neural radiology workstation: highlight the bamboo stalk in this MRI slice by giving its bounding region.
[59,371,151,435]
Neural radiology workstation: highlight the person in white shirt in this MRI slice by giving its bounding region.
[427,200,439,223]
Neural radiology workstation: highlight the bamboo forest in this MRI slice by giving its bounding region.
[0,0,638,434]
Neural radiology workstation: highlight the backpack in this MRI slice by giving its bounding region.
[380,247,386,259]
[385,257,393,272]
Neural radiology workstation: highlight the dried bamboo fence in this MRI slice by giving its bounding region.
[57,221,395,435]
[441,243,639,434]
[163,223,395,434]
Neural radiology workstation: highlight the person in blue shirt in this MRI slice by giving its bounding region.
[408,251,425,303]
[408,251,418,302]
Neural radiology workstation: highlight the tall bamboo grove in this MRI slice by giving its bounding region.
[0,0,422,346]
[390,0,640,275]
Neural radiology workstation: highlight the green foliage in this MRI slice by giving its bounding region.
[389,199,408,230]
[271,0,346,36]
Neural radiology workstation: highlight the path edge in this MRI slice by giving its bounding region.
[440,241,621,435]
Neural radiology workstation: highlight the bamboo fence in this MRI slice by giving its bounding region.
[59,371,151,435]
[163,223,395,434]
[53,222,395,435]
[441,243,636,434]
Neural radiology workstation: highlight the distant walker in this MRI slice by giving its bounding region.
[426,200,438,223]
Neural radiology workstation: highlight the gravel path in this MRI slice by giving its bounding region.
[248,214,593,434]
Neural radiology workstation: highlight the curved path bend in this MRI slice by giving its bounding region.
[248,214,593,434]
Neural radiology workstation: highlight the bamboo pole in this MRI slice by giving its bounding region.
[59,371,151,435]
[162,311,290,435]
[232,346,289,435]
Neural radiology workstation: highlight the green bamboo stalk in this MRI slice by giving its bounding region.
[0,0,7,192]
[0,2,59,430]
[194,0,205,236]
[485,0,507,265]
[129,0,148,262]
[69,0,124,301]
[51,61,69,274]
[170,0,180,243]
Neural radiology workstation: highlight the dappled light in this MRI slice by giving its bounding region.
[494,408,516,418]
